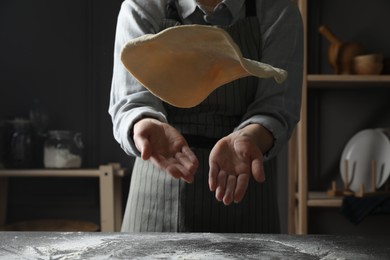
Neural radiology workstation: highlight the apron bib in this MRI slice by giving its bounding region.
[121,0,280,233]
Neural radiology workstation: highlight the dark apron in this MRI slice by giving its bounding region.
[121,0,280,233]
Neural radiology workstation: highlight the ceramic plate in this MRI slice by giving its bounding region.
[340,129,390,192]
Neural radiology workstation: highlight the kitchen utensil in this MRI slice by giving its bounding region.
[340,129,390,192]
[121,25,287,108]
[353,54,383,75]
[319,25,365,74]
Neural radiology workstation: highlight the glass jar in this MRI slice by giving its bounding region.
[7,118,34,168]
[44,130,83,168]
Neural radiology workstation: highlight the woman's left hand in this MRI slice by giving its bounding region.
[208,131,266,205]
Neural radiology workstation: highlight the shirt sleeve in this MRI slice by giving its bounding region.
[109,0,168,157]
[235,0,304,160]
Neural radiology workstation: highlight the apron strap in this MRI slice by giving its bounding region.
[245,0,257,17]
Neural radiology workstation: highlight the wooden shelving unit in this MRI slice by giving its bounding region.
[0,164,129,232]
[288,0,390,235]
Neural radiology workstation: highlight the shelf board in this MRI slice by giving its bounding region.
[0,168,100,177]
[296,192,343,207]
[307,74,390,88]
[0,167,128,177]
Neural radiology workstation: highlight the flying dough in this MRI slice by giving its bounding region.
[121,25,288,108]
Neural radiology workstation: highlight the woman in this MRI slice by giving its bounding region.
[109,0,303,233]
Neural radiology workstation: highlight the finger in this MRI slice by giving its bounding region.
[223,175,237,206]
[215,171,227,202]
[174,152,194,181]
[234,174,250,203]
[135,137,151,160]
[150,155,182,179]
[252,157,265,183]
[175,148,199,176]
[151,153,195,183]
[166,163,194,183]
[182,146,199,169]
[208,162,218,191]
[175,148,198,183]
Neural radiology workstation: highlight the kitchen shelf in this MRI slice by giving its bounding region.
[303,192,342,207]
[0,163,129,232]
[308,74,390,88]
[288,0,390,235]
[295,191,343,208]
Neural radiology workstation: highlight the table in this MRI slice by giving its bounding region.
[0,232,389,259]
[0,163,129,232]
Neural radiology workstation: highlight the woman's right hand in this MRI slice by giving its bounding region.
[133,118,199,183]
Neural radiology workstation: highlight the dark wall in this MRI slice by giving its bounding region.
[0,0,130,167]
[0,0,131,226]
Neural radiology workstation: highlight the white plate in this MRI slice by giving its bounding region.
[340,129,390,192]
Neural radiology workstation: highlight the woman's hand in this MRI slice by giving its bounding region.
[208,124,273,205]
[133,118,199,183]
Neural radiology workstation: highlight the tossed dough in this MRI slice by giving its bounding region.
[121,25,287,108]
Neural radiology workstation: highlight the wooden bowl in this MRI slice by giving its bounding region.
[353,54,383,75]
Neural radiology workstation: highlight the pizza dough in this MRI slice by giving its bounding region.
[121,25,288,108]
